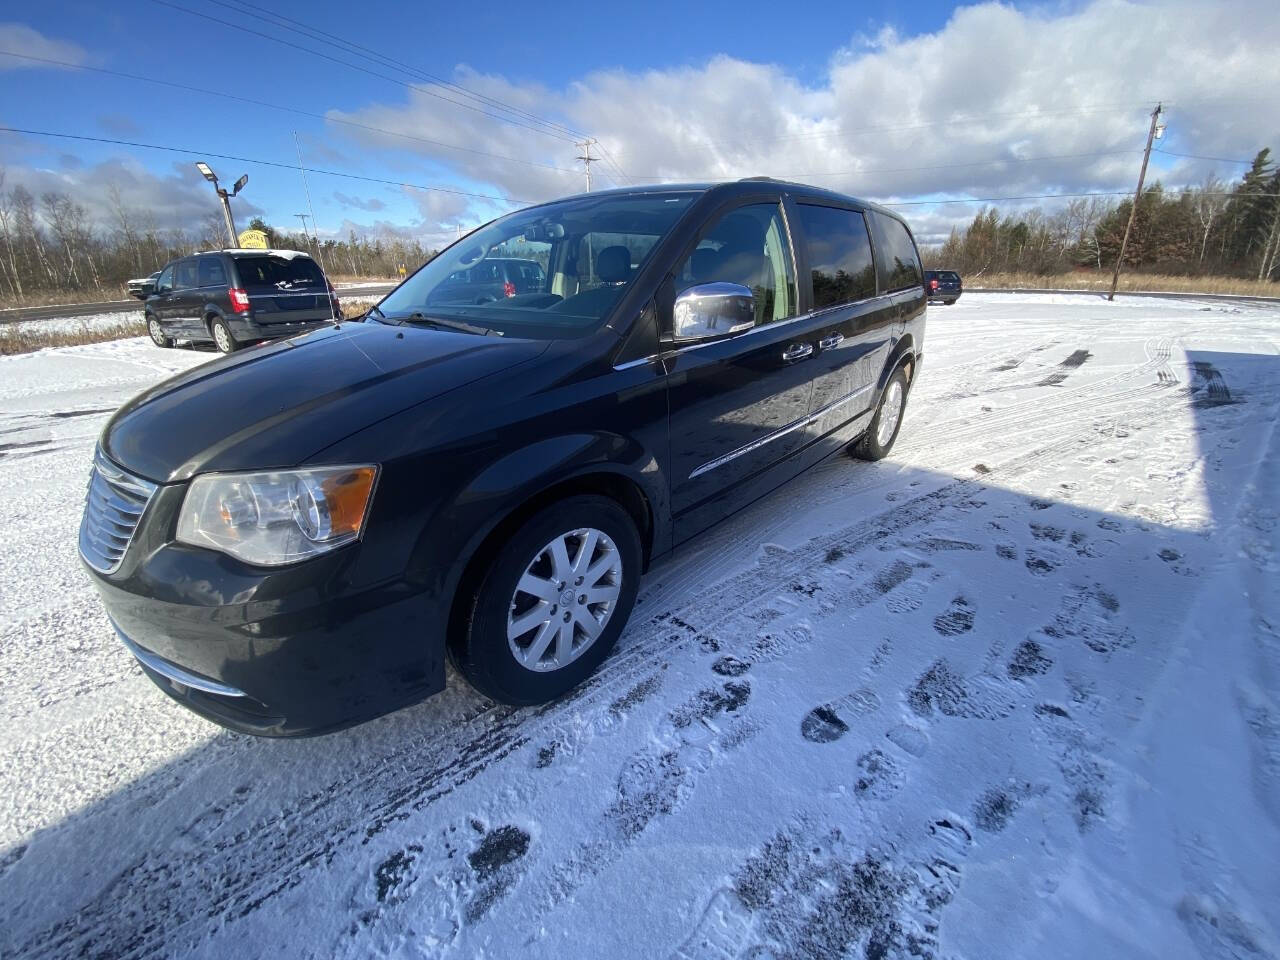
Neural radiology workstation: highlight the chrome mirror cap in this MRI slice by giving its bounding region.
[673,282,755,342]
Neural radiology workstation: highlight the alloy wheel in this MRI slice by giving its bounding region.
[213,322,232,353]
[506,527,623,672]
[876,380,904,447]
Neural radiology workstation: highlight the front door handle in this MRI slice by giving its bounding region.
[818,333,844,350]
[781,342,813,362]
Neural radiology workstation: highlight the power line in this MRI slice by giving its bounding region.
[206,0,586,143]
[0,51,582,176]
[628,149,1143,182]
[593,142,633,186]
[0,126,535,205]
[1153,148,1255,165]
[696,102,1165,148]
[146,0,579,143]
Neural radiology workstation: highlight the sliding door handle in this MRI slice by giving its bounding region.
[781,342,813,362]
[818,333,844,350]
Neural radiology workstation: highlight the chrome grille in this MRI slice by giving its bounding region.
[79,449,156,574]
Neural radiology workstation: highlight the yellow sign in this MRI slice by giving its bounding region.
[238,229,269,249]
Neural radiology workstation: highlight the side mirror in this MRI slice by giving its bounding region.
[672,282,755,342]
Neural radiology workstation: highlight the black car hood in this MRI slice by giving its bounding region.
[102,322,549,483]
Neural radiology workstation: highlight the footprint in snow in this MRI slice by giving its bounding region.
[800,688,881,743]
[933,596,974,637]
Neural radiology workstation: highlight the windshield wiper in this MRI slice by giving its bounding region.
[397,312,493,336]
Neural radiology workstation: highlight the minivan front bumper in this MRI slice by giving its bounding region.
[85,544,447,737]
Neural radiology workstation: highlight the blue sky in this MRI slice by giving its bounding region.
[1,0,1277,249]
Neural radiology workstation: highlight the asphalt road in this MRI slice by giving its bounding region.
[0,282,399,324]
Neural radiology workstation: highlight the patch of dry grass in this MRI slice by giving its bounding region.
[0,317,147,356]
[970,271,1279,297]
[338,297,379,319]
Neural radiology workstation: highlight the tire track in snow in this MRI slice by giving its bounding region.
[11,411,1134,959]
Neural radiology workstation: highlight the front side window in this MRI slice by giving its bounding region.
[871,212,923,293]
[376,192,698,338]
[198,257,227,287]
[175,260,198,290]
[675,202,797,327]
[155,264,174,293]
[795,204,877,309]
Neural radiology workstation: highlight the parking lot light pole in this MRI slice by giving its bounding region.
[196,162,249,247]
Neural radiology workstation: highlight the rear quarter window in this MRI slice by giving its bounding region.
[870,212,923,293]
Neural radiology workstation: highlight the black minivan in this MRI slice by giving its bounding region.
[144,249,339,353]
[81,179,926,736]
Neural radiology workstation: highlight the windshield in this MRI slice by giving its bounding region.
[377,191,699,337]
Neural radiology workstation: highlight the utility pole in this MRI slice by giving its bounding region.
[295,213,315,253]
[576,138,600,192]
[1109,103,1163,301]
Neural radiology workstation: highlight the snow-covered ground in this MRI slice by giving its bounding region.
[1,293,1278,959]
[2,308,145,337]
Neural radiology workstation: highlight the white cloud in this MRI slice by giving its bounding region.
[325,0,1280,233]
[0,24,88,70]
[0,137,264,234]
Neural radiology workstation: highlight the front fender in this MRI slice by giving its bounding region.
[408,430,671,609]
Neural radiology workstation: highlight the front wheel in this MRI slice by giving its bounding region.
[146,315,173,348]
[854,366,910,461]
[210,317,239,354]
[452,495,642,705]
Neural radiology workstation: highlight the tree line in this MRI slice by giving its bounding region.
[3,148,1278,303]
[924,148,1280,282]
[0,171,440,303]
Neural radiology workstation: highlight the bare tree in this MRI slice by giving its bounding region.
[1194,174,1227,266]
[106,183,143,273]
[0,171,22,299]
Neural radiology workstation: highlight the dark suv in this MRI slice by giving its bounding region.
[428,257,548,305]
[80,179,925,736]
[144,249,339,353]
[924,269,962,304]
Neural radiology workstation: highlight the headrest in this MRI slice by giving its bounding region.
[596,246,631,283]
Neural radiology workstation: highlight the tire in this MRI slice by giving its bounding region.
[854,365,910,461]
[452,495,643,705]
[210,316,239,354]
[146,315,173,349]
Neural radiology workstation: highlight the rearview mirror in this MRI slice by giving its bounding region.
[672,282,755,342]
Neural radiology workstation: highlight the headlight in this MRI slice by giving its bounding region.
[176,465,378,566]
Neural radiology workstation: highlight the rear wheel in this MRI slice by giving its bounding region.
[854,366,910,461]
[146,315,173,348]
[452,495,642,705]
[210,316,239,354]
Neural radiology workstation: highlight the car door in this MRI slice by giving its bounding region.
[789,201,897,453]
[170,258,202,336]
[664,198,830,543]
[149,264,177,331]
